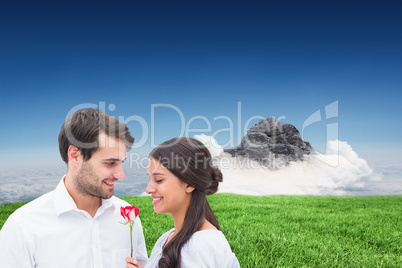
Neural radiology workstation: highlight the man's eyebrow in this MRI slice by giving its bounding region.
[103,158,126,161]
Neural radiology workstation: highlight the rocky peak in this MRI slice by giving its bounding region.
[224,118,313,169]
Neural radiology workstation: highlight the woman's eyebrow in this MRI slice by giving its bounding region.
[148,172,166,176]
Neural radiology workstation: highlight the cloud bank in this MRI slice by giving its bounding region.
[195,136,397,196]
[0,164,148,205]
[1,137,400,205]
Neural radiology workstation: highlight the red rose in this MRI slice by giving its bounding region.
[120,205,139,257]
[121,205,139,222]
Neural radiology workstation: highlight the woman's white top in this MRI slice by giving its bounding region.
[146,228,240,268]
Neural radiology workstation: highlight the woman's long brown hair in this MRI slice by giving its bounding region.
[149,137,223,268]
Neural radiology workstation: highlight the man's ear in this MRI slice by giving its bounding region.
[67,145,81,167]
[185,185,195,193]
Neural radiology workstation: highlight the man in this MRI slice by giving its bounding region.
[0,109,148,267]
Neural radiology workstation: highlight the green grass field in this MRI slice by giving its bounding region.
[1,194,401,267]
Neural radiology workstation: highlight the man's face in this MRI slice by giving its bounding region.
[75,132,127,199]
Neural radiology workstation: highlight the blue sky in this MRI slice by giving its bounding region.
[0,1,401,168]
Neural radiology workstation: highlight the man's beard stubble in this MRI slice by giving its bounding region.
[75,161,114,199]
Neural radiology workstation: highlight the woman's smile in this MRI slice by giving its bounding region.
[152,196,163,205]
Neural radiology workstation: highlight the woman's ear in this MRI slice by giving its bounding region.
[185,185,195,193]
[67,145,81,167]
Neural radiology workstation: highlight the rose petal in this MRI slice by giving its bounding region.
[120,205,139,222]
[128,209,135,221]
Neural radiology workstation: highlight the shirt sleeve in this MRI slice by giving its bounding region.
[180,231,240,268]
[0,216,36,267]
[132,216,148,267]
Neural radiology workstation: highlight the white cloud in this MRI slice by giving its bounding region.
[0,163,148,205]
[200,137,400,195]
[1,138,400,204]
[194,134,224,158]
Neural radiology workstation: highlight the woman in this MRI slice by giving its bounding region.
[126,137,240,268]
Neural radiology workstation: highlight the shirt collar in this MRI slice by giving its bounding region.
[54,176,116,217]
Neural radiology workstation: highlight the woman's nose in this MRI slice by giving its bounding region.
[145,181,154,194]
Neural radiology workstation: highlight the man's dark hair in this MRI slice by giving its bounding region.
[58,108,134,163]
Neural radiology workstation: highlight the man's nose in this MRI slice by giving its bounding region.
[114,163,125,180]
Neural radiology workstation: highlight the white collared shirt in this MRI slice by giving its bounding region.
[0,177,148,268]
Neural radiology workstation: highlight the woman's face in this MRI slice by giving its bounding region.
[146,158,194,217]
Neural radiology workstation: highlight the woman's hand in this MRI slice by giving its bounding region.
[125,257,143,268]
